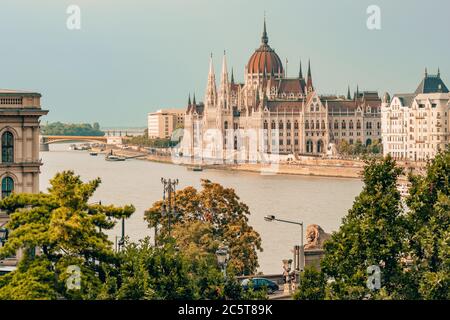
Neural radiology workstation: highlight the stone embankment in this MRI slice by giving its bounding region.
[93,146,425,180]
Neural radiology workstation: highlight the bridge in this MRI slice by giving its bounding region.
[40,135,109,151]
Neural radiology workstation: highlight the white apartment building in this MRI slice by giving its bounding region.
[382,70,450,161]
[147,109,184,139]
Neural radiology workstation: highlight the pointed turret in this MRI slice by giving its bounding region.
[192,93,196,106]
[347,86,351,100]
[261,15,268,45]
[299,59,303,79]
[219,51,229,109]
[205,53,217,108]
[231,67,235,84]
[306,60,314,92]
[188,93,191,106]
[438,67,441,78]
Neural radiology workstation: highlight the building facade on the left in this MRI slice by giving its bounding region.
[0,89,48,266]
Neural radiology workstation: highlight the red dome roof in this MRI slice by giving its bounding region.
[247,44,283,75]
[247,19,283,75]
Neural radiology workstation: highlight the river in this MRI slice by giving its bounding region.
[40,144,363,274]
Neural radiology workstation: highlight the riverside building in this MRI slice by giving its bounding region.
[0,88,48,267]
[181,18,382,163]
[381,70,450,161]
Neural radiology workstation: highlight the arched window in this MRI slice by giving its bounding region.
[356,120,361,129]
[366,122,372,129]
[317,140,324,153]
[341,120,346,130]
[305,121,309,130]
[377,122,381,129]
[1,131,14,163]
[279,121,284,130]
[321,120,325,130]
[306,140,313,153]
[334,120,339,130]
[294,121,299,130]
[286,121,291,130]
[316,120,320,130]
[224,121,228,130]
[271,121,276,130]
[310,120,314,129]
[1,176,14,198]
[366,139,372,146]
[263,121,268,130]
[349,120,354,129]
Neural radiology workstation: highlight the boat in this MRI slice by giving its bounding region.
[105,154,126,161]
[89,152,98,156]
[187,165,203,172]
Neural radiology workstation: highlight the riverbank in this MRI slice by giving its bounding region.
[93,146,425,180]
[94,146,364,179]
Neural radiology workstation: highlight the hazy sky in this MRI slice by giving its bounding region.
[1,0,449,127]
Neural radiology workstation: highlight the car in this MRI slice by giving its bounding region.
[241,278,279,294]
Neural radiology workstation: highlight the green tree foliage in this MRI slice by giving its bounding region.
[336,139,383,157]
[293,267,326,300]
[41,122,105,136]
[99,237,266,300]
[405,149,450,299]
[0,171,135,299]
[145,180,262,275]
[321,156,407,299]
[126,135,175,148]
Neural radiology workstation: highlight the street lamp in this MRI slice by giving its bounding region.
[215,245,229,278]
[264,214,304,272]
[0,227,8,245]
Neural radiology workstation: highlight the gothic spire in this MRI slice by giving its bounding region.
[205,53,217,107]
[306,59,313,92]
[347,86,351,100]
[231,67,235,84]
[299,59,303,79]
[261,15,268,45]
[193,93,196,105]
[188,93,191,106]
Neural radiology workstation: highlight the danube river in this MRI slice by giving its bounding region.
[40,144,363,274]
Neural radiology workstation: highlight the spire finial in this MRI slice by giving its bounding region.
[261,13,268,45]
[299,59,303,79]
[347,85,351,100]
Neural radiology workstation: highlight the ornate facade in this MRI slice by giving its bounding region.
[182,19,382,162]
[382,70,450,161]
[0,89,47,267]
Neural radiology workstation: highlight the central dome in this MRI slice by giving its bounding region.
[247,19,283,75]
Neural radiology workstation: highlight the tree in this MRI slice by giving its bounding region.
[293,267,326,300]
[0,171,135,299]
[405,148,450,299]
[321,156,407,299]
[145,180,262,275]
[100,237,266,300]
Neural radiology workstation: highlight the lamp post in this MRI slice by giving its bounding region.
[160,178,179,237]
[264,215,304,272]
[0,227,8,246]
[215,245,229,278]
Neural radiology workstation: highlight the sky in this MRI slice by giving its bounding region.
[1,0,449,127]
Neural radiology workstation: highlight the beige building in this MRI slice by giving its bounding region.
[147,109,184,139]
[182,19,382,162]
[382,70,450,161]
[0,88,48,267]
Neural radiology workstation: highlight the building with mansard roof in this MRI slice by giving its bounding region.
[382,70,450,161]
[182,18,382,163]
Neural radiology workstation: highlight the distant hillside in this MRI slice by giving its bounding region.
[41,122,105,136]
